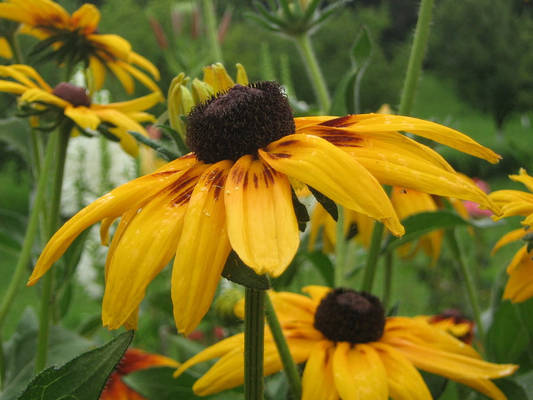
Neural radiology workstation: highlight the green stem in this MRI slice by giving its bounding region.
[244,287,265,400]
[264,294,301,399]
[202,0,223,63]
[6,32,23,64]
[0,132,57,331]
[445,229,484,342]
[334,205,347,287]
[398,0,434,115]
[35,124,70,373]
[294,34,331,114]
[360,222,385,293]
[382,252,394,310]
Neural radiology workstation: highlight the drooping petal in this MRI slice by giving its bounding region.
[260,134,404,236]
[0,81,28,94]
[88,56,106,92]
[102,168,203,329]
[89,33,132,61]
[225,155,299,276]
[96,91,163,113]
[372,343,431,400]
[510,168,533,192]
[28,156,198,285]
[171,161,233,335]
[64,106,100,130]
[10,64,51,90]
[118,60,161,94]
[503,247,533,303]
[106,60,134,94]
[452,377,507,400]
[20,88,69,109]
[130,51,160,80]
[302,341,338,400]
[492,228,531,254]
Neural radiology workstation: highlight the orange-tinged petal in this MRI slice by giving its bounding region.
[171,161,233,335]
[71,3,100,33]
[225,155,299,276]
[302,341,338,400]
[349,114,501,163]
[372,343,431,400]
[28,157,198,285]
[102,176,199,329]
[64,106,100,130]
[260,134,404,236]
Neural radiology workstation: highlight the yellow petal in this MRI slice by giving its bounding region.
[106,60,134,94]
[171,161,233,335]
[350,114,501,163]
[11,64,51,91]
[0,81,28,94]
[118,60,161,94]
[236,63,249,85]
[332,342,357,400]
[503,247,533,303]
[302,341,338,400]
[102,183,192,329]
[372,343,431,400]
[99,216,115,245]
[28,157,198,285]
[97,91,163,113]
[510,168,533,192]
[20,88,68,109]
[453,377,508,400]
[259,134,404,236]
[71,3,100,33]
[0,65,40,89]
[64,106,100,130]
[89,34,132,61]
[302,285,331,304]
[130,51,160,80]
[203,63,234,93]
[224,155,299,276]
[346,344,388,400]
[492,228,531,254]
[88,56,106,92]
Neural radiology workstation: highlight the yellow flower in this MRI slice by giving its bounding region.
[490,169,533,302]
[0,37,12,58]
[414,310,474,344]
[310,187,471,264]
[175,286,516,399]
[0,64,163,156]
[28,81,498,335]
[0,0,160,94]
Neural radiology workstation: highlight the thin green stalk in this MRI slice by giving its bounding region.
[398,0,434,115]
[360,222,385,293]
[294,34,331,114]
[244,287,265,400]
[264,294,301,399]
[202,0,223,63]
[6,32,23,64]
[35,124,70,373]
[382,252,394,310]
[0,132,57,330]
[445,229,484,342]
[0,333,4,390]
[334,205,347,287]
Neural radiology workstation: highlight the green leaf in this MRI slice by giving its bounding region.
[222,252,270,290]
[486,301,529,363]
[0,117,31,161]
[305,251,334,287]
[351,26,373,69]
[156,124,189,156]
[127,130,179,161]
[291,189,309,232]
[382,211,469,253]
[123,367,242,400]
[329,69,357,115]
[420,371,448,400]
[515,370,533,399]
[494,378,529,400]
[16,331,133,400]
[309,187,337,221]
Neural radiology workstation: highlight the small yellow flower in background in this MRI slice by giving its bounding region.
[0,64,163,156]
[415,310,474,344]
[0,37,12,59]
[167,63,248,138]
[0,0,160,94]
[175,286,516,399]
[28,76,499,336]
[100,348,178,400]
[490,169,533,303]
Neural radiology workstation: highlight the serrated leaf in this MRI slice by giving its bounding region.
[222,252,270,290]
[382,211,469,253]
[16,331,133,400]
[351,26,372,69]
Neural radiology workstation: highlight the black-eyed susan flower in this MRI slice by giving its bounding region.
[0,64,163,156]
[29,80,499,335]
[0,0,160,94]
[490,169,533,302]
[101,348,178,400]
[175,286,516,399]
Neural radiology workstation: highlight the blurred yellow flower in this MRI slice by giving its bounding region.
[175,286,516,399]
[28,80,499,336]
[490,168,533,302]
[0,64,163,156]
[0,37,12,59]
[415,310,474,344]
[0,0,160,94]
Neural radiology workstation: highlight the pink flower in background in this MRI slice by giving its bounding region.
[463,178,493,217]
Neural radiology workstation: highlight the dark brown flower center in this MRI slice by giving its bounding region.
[52,82,91,107]
[314,289,385,343]
[186,81,295,163]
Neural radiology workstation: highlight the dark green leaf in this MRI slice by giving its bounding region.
[16,331,133,400]
[0,118,31,160]
[515,370,533,399]
[156,124,189,156]
[351,26,372,69]
[291,190,309,232]
[309,187,337,221]
[128,130,179,161]
[420,371,448,400]
[329,69,357,115]
[222,252,270,290]
[382,211,469,253]
[494,378,529,400]
[305,251,334,287]
[487,301,528,363]
[345,223,358,240]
